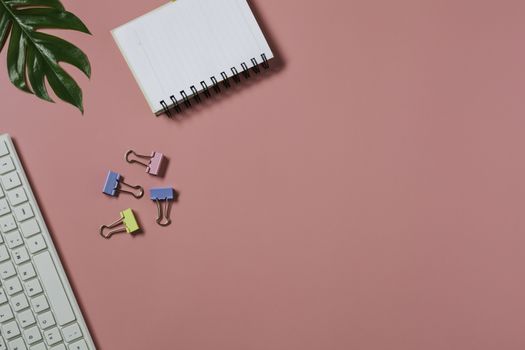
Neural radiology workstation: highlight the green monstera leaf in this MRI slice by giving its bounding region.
[0,0,91,113]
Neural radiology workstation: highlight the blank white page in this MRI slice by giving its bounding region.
[112,0,274,115]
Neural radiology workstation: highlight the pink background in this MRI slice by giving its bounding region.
[2,0,525,349]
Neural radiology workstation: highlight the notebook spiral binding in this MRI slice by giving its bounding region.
[159,53,270,116]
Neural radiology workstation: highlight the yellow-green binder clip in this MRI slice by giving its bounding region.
[100,209,140,239]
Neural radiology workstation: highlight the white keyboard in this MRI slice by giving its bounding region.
[0,135,96,350]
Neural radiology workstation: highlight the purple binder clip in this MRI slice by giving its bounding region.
[125,150,166,176]
[102,171,144,198]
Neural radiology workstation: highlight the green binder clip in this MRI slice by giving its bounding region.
[100,209,140,239]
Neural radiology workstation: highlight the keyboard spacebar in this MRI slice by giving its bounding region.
[34,252,76,325]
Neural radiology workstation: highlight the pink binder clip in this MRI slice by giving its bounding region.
[125,149,166,176]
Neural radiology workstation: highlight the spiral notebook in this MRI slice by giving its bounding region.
[112,0,274,116]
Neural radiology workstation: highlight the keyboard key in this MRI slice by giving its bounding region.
[24,326,42,345]
[62,323,82,342]
[0,303,14,322]
[69,339,88,350]
[0,261,16,279]
[34,252,75,325]
[2,320,20,339]
[5,230,23,248]
[19,263,36,281]
[52,345,66,350]
[27,235,47,254]
[8,337,26,350]
[0,198,10,216]
[7,187,27,206]
[0,186,3,198]
[25,279,43,297]
[44,327,62,345]
[31,295,49,313]
[0,142,8,157]
[1,172,21,190]
[0,215,16,233]
[14,203,34,222]
[0,157,15,175]
[0,287,7,304]
[11,292,29,311]
[4,277,22,295]
[19,308,36,328]
[0,337,5,350]
[12,246,30,264]
[19,219,40,238]
[0,245,10,262]
[30,343,47,350]
[37,311,55,329]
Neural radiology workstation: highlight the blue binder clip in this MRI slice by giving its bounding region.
[150,187,176,226]
[103,171,144,198]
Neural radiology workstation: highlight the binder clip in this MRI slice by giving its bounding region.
[125,150,166,176]
[100,209,140,239]
[102,171,144,198]
[150,187,176,226]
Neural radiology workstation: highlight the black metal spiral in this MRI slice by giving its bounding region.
[170,95,181,113]
[200,81,211,98]
[210,76,220,93]
[180,90,191,108]
[158,53,270,117]
[220,72,231,88]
